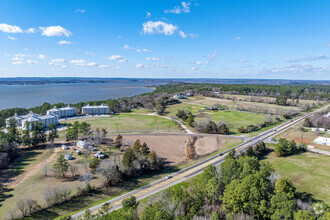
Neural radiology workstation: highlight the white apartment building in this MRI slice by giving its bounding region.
[47,105,77,118]
[6,111,58,130]
[314,136,330,146]
[81,103,109,115]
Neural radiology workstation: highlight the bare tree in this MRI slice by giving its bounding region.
[79,172,93,190]
[6,209,17,220]
[16,199,40,217]
[42,162,48,177]
[96,161,121,186]
[69,163,79,179]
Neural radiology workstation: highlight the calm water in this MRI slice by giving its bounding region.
[0,83,157,110]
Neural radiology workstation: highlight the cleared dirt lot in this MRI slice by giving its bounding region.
[119,134,242,165]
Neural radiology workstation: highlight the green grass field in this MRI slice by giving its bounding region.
[64,114,180,133]
[165,102,266,134]
[263,152,330,205]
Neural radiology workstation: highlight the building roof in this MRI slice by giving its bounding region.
[39,114,57,120]
[21,112,40,119]
[314,136,330,143]
[60,105,76,110]
[82,103,108,109]
[26,116,41,122]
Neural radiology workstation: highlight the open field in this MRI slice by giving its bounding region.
[164,102,267,134]
[263,152,330,205]
[184,96,301,114]
[63,114,180,133]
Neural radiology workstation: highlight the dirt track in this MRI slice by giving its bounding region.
[9,147,61,189]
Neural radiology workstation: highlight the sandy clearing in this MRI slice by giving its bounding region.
[195,136,220,155]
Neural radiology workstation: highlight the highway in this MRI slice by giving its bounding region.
[71,106,328,219]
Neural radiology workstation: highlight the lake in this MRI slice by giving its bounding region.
[0,83,157,110]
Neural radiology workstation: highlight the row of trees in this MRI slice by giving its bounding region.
[0,120,57,169]
[80,147,330,220]
[176,110,195,126]
[304,113,330,129]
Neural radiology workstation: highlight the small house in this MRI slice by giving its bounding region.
[173,93,187,99]
[65,153,73,160]
[75,149,82,155]
[77,140,92,149]
[319,128,326,132]
[61,145,68,150]
[94,151,105,159]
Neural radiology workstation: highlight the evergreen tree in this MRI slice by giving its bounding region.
[48,123,58,142]
[53,154,69,178]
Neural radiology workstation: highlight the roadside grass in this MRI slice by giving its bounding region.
[22,137,242,219]
[63,114,180,133]
[262,151,330,205]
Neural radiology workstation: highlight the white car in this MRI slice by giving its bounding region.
[166,175,173,179]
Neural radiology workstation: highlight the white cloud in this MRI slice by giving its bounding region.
[4,53,11,56]
[12,61,24,65]
[123,45,136,50]
[58,40,72,45]
[232,59,248,63]
[14,53,25,58]
[8,36,18,40]
[99,64,112,68]
[70,59,97,66]
[179,30,187,38]
[146,12,151,17]
[142,48,152,52]
[195,61,202,65]
[143,21,178,36]
[0,23,23,33]
[49,58,66,66]
[285,54,327,63]
[25,28,35,33]
[165,1,192,14]
[146,57,164,61]
[75,9,85,13]
[106,55,127,63]
[24,48,29,51]
[39,26,72,37]
[204,61,210,65]
[136,63,146,68]
[26,59,38,64]
[38,54,46,60]
[12,57,23,61]
[234,36,241,40]
[191,67,198,71]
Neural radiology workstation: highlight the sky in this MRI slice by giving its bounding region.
[0,0,330,80]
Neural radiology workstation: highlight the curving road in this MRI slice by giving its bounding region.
[71,105,329,219]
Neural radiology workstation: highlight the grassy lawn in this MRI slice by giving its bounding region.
[165,102,266,134]
[263,152,330,205]
[63,114,180,133]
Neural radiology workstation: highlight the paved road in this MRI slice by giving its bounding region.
[72,105,329,219]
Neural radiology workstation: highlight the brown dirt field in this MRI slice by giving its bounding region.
[120,135,241,165]
[122,135,187,165]
[195,136,219,155]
